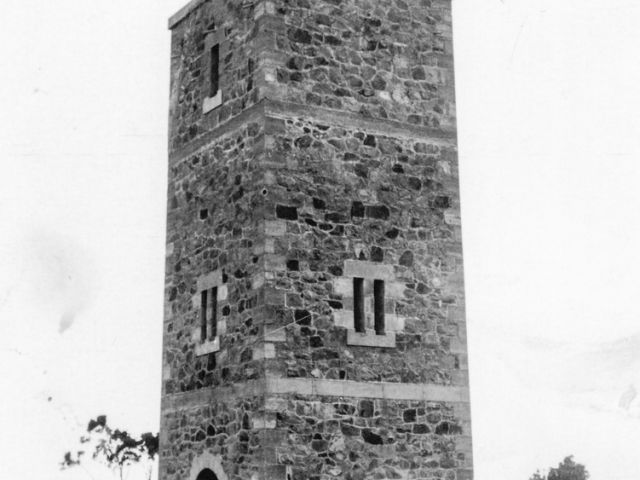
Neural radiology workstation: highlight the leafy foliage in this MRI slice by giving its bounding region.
[61,415,158,480]
[529,456,589,480]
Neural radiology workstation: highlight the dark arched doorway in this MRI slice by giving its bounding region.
[196,468,218,480]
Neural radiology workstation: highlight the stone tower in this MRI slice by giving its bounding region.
[160,1,472,480]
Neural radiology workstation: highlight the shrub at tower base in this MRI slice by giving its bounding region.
[529,456,589,480]
[61,415,159,480]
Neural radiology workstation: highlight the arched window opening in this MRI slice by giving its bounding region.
[196,468,218,480]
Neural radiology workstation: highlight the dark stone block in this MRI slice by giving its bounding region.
[385,228,400,239]
[363,134,376,147]
[276,205,298,220]
[372,75,386,90]
[399,251,413,267]
[366,205,390,220]
[295,309,311,325]
[340,422,359,436]
[435,421,463,435]
[358,400,374,418]
[411,66,426,80]
[351,201,365,217]
[312,197,326,209]
[324,35,342,45]
[413,423,430,434]
[361,428,383,445]
[433,195,451,208]
[288,28,312,44]
[328,300,343,309]
[334,403,356,415]
[328,265,343,276]
[370,246,384,262]
[295,135,313,148]
[287,259,300,271]
[407,177,422,190]
[311,439,328,451]
[325,212,347,223]
[403,409,416,422]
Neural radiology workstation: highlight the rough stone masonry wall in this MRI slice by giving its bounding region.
[260,114,467,387]
[163,0,471,478]
[160,396,265,480]
[168,0,269,152]
[265,0,456,129]
[163,118,267,396]
[268,394,472,480]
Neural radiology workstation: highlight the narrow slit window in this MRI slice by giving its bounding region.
[210,286,218,339]
[200,287,218,342]
[200,289,208,342]
[353,277,365,333]
[209,44,220,97]
[374,280,385,335]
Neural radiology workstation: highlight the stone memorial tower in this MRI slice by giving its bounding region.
[160,1,473,479]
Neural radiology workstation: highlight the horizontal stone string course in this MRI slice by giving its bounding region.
[162,377,470,412]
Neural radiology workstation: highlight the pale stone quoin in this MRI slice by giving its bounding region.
[160,1,473,479]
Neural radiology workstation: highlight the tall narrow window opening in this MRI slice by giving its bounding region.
[353,277,365,333]
[200,290,208,341]
[209,44,220,97]
[210,286,218,339]
[374,280,385,335]
[200,287,218,341]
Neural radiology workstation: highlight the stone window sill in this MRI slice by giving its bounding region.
[202,90,222,114]
[195,336,220,356]
[347,329,396,348]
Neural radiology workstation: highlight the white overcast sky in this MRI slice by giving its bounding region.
[1,1,640,479]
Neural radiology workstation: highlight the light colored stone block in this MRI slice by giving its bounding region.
[333,310,353,329]
[444,212,461,225]
[252,273,265,290]
[197,269,222,291]
[253,343,276,360]
[333,278,353,296]
[202,90,222,114]
[253,2,265,19]
[265,254,286,271]
[265,396,288,412]
[265,67,276,83]
[385,281,406,299]
[252,413,277,429]
[265,238,276,254]
[265,220,286,236]
[217,319,227,336]
[344,260,394,280]
[166,242,174,257]
[265,328,286,342]
[195,337,219,356]
[386,315,406,332]
[218,284,228,301]
[265,376,470,402]
[347,330,396,348]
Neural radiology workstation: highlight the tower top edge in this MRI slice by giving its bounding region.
[168,0,207,30]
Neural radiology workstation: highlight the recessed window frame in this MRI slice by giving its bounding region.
[200,286,218,342]
[202,29,225,114]
[373,279,385,335]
